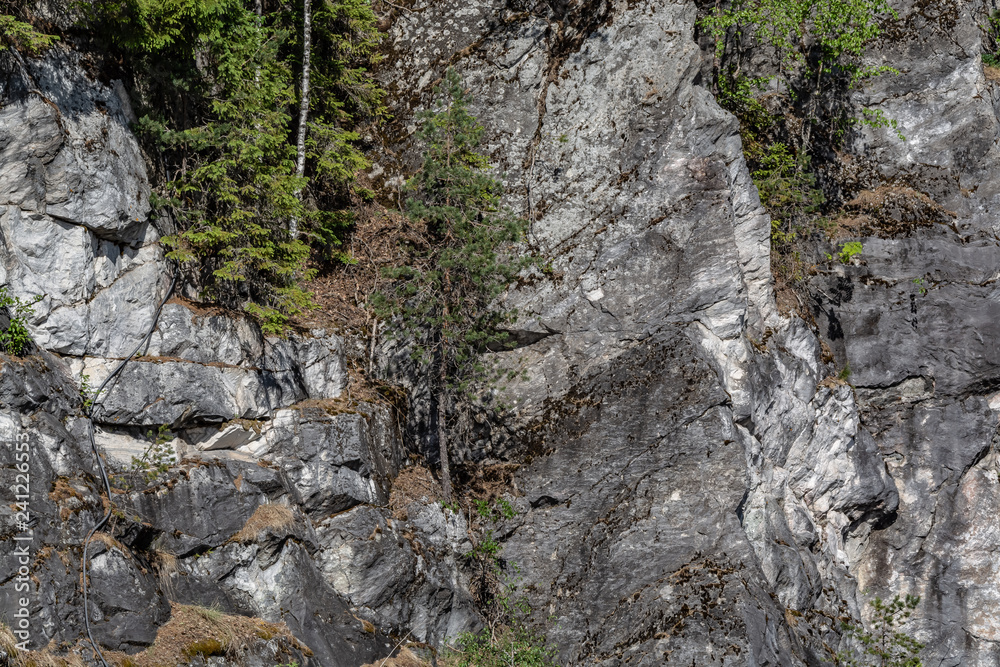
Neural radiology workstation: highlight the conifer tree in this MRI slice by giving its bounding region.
[86,0,383,333]
[374,69,534,500]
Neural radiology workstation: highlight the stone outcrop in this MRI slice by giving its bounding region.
[3,0,1000,665]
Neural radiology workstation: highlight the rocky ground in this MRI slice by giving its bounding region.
[1,0,1000,666]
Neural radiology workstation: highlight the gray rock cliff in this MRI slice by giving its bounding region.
[1,0,1000,666]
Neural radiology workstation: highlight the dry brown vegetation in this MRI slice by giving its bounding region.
[297,202,424,336]
[836,185,955,237]
[388,465,443,520]
[359,647,431,667]
[88,531,128,554]
[0,626,86,667]
[229,503,296,544]
[101,602,309,667]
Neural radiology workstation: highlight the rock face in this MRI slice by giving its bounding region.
[378,0,1000,665]
[3,0,1000,665]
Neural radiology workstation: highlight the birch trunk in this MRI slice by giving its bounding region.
[290,0,312,239]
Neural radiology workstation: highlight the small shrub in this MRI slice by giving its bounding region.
[982,11,1000,69]
[838,241,864,264]
[444,626,557,667]
[79,374,95,410]
[837,594,924,667]
[116,424,176,490]
[752,143,825,283]
[450,498,557,667]
[0,287,42,356]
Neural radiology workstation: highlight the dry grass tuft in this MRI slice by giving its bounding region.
[152,551,178,598]
[104,602,310,667]
[229,504,296,544]
[89,531,127,554]
[840,185,955,237]
[0,626,86,667]
[359,647,431,667]
[986,64,1000,81]
[818,375,850,389]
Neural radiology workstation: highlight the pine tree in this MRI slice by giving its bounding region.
[374,69,535,500]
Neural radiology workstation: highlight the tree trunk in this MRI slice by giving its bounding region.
[437,279,453,502]
[290,0,312,239]
[437,349,453,502]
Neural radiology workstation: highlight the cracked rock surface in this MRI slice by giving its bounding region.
[3,0,1000,665]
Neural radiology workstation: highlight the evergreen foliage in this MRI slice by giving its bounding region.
[838,595,924,667]
[372,69,535,500]
[86,0,383,332]
[0,14,57,52]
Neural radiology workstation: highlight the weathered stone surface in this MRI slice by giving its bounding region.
[0,49,149,240]
[794,2,1000,664]
[245,403,402,516]
[315,500,479,648]
[86,541,171,652]
[9,0,1000,663]
[89,360,277,426]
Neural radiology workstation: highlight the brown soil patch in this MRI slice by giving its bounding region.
[230,504,296,544]
[103,602,309,667]
[986,64,1000,82]
[774,276,812,320]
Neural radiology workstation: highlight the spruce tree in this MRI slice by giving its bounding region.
[85,0,383,333]
[374,69,534,500]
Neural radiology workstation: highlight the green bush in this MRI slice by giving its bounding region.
[0,287,41,356]
[443,498,557,667]
[750,143,825,280]
[838,241,863,263]
[700,0,901,283]
[700,0,900,150]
